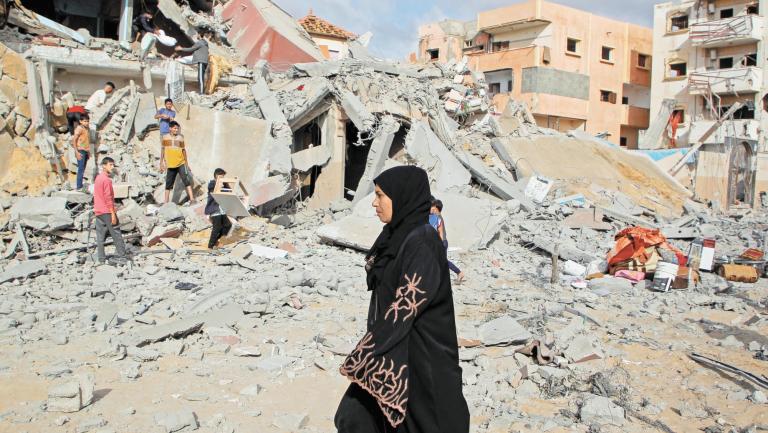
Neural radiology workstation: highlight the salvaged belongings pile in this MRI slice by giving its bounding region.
[1,1,768,432]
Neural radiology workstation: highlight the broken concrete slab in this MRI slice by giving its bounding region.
[580,394,625,426]
[0,260,47,283]
[287,79,332,130]
[562,208,612,231]
[339,90,375,133]
[532,235,599,264]
[131,305,243,347]
[119,96,140,144]
[52,190,91,204]
[153,408,198,433]
[404,121,471,192]
[352,116,399,204]
[479,316,532,346]
[454,150,534,210]
[661,226,700,239]
[563,335,604,363]
[134,92,157,139]
[10,196,72,231]
[319,191,506,252]
[251,78,288,124]
[291,144,331,172]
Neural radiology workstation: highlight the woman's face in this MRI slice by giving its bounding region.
[373,184,393,223]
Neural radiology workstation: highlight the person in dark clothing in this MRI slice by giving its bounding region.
[175,32,210,94]
[429,198,465,282]
[66,105,86,135]
[132,11,157,41]
[205,168,231,249]
[335,166,469,433]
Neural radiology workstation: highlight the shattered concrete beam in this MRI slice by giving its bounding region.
[339,90,375,133]
[532,235,598,264]
[291,62,342,78]
[597,205,659,229]
[454,150,535,211]
[352,116,400,204]
[291,144,331,172]
[91,86,131,129]
[490,138,519,180]
[251,78,288,125]
[157,0,197,39]
[287,81,333,130]
[134,92,158,139]
[119,96,140,144]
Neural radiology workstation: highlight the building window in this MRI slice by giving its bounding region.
[489,83,501,94]
[622,96,629,105]
[601,46,614,62]
[719,57,734,69]
[744,53,757,67]
[669,62,687,77]
[507,80,513,91]
[620,137,628,147]
[638,54,650,68]
[492,41,510,52]
[672,108,685,124]
[465,40,473,48]
[426,49,439,60]
[719,8,734,18]
[670,14,689,31]
[747,4,758,14]
[566,37,580,54]
[600,90,617,104]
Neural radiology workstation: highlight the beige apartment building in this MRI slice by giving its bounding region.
[417,0,653,148]
[648,0,768,209]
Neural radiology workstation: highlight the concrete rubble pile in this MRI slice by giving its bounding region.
[1,1,768,432]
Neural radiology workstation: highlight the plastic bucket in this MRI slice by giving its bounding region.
[651,261,678,292]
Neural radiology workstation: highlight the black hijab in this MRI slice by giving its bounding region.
[365,166,432,290]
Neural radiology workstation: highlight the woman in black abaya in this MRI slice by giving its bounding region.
[334,166,469,433]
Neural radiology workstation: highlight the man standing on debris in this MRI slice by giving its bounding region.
[85,82,115,113]
[174,31,210,94]
[154,98,176,138]
[335,166,469,433]
[71,113,91,190]
[160,121,196,205]
[93,157,128,264]
[430,198,466,283]
[205,168,232,249]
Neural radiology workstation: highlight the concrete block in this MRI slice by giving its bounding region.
[119,96,139,144]
[0,260,47,283]
[10,196,72,231]
[153,408,198,433]
[339,90,375,133]
[563,335,603,363]
[580,394,625,426]
[479,316,532,346]
[251,78,288,124]
[133,92,157,139]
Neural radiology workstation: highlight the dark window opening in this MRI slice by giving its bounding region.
[762,94,768,112]
[622,96,629,105]
[620,137,628,146]
[747,4,758,14]
[672,109,686,124]
[719,57,734,69]
[492,41,510,52]
[601,46,614,61]
[721,103,755,119]
[507,81,513,92]
[671,15,689,31]
[427,48,439,60]
[489,83,501,94]
[669,62,687,77]
[600,90,617,104]
[744,53,758,67]
[566,38,579,53]
[344,121,374,200]
[720,8,734,18]
[638,54,650,68]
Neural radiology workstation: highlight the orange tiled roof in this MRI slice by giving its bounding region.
[298,9,355,40]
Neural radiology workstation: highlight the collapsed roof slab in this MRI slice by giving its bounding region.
[405,120,470,192]
[178,105,274,193]
[222,0,323,71]
[454,150,535,211]
[497,134,693,217]
[318,192,507,252]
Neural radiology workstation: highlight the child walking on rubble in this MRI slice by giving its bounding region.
[205,168,232,249]
[430,198,466,283]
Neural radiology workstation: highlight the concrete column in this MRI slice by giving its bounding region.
[118,0,134,49]
[308,103,347,209]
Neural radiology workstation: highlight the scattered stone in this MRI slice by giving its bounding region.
[239,385,263,397]
[154,408,199,432]
[479,316,532,346]
[580,394,625,426]
[272,413,309,431]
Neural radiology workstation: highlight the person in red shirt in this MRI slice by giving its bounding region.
[93,157,127,263]
[66,105,86,135]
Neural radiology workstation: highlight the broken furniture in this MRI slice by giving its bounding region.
[211,177,250,218]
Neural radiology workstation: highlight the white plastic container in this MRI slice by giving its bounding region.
[651,261,679,292]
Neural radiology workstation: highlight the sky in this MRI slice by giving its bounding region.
[277,0,659,60]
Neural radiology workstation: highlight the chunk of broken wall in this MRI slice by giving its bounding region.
[0,43,52,196]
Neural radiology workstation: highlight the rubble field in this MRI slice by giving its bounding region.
[1,1,767,432]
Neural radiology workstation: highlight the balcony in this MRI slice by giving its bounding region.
[689,15,762,48]
[688,67,762,95]
[622,106,650,128]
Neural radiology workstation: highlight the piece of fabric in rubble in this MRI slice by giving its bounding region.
[336,166,469,432]
[515,340,556,366]
[607,227,687,274]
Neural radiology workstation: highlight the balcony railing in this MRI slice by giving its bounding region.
[689,15,761,47]
[688,67,762,95]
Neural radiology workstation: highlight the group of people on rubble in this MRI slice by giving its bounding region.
[133,9,211,94]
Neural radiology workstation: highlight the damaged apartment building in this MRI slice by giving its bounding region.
[646,0,768,210]
[417,0,654,149]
